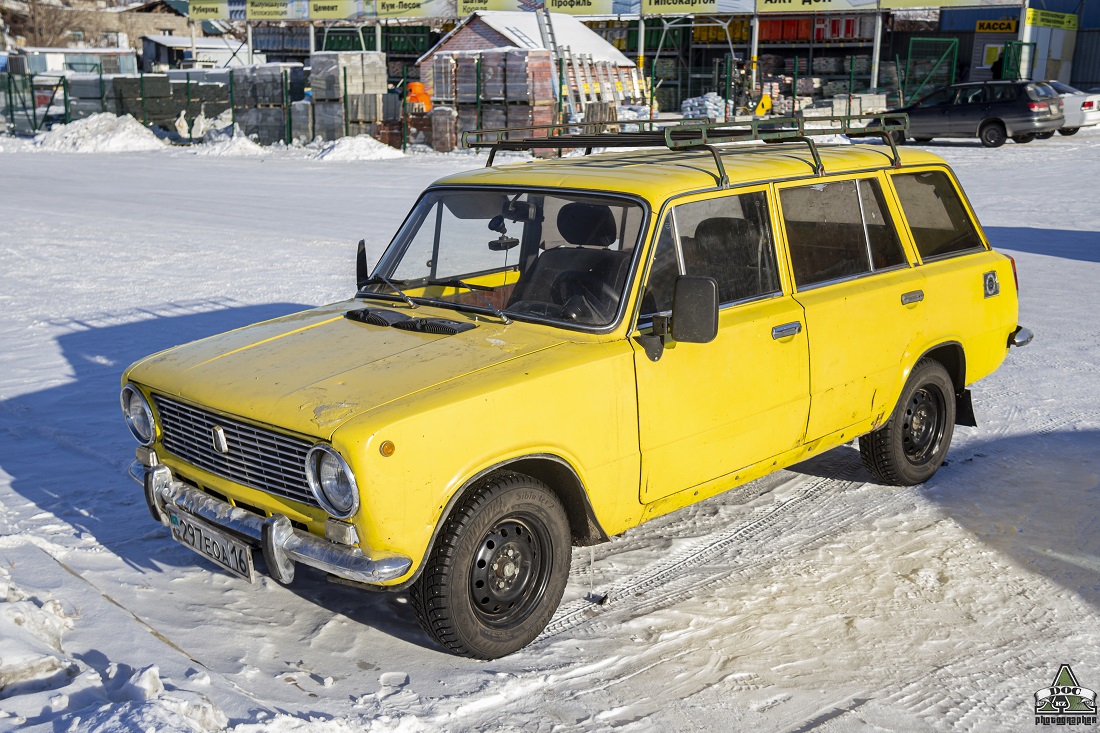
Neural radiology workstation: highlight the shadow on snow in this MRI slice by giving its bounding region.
[985,226,1100,264]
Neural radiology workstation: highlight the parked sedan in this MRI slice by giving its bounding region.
[872,80,1064,148]
[1036,81,1100,136]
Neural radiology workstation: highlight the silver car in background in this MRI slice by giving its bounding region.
[1037,81,1100,137]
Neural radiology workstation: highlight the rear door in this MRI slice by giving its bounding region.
[631,187,810,503]
[776,174,926,442]
[948,83,988,135]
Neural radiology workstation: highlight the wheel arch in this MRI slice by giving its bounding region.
[383,454,609,593]
[919,341,966,394]
[978,117,1007,135]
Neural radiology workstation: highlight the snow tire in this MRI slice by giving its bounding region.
[410,473,571,659]
[860,358,956,486]
[979,122,1007,148]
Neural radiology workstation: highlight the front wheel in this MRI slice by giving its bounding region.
[979,122,1007,148]
[860,359,956,486]
[410,473,571,659]
[1059,127,1080,136]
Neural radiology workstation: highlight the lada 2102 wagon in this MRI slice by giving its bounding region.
[122,117,1032,659]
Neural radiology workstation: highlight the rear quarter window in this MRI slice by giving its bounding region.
[891,170,985,261]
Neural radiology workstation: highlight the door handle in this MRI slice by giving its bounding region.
[901,290,925,305]
[772,322,802,340]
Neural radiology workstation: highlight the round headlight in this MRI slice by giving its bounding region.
[305,445,359,518]
[120,385,155,445]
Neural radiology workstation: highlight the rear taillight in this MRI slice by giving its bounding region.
[1083,100,1095,111]
[1028,102,1049,112]
[1008,255,1019,291]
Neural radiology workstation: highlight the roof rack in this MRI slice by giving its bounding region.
[462,113,910,187]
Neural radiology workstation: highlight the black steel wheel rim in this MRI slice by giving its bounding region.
[902,384,947,466]
[469,514,552,628]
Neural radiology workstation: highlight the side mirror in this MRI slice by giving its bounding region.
[357,239,369,288]
[671,276,718,344]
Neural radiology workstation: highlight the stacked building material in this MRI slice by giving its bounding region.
[430,54,455,101]
[680,92,726,120]
[504,49,554,104]
[230,63,305,144]
[480,50,507,101]
[309,51,388,140]
[290,100,313,143]
[456,55,479,104]
[431,106,458,152]
[480,104,507,130]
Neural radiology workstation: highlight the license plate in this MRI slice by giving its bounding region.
[166,507,255,583]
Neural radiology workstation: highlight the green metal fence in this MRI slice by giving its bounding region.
[904,38,958,103]
[2,73,70,134]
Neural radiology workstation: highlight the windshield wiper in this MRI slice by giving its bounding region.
[426,278,512,325]
[358,275,418,309]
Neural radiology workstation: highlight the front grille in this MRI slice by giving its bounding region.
[152,395,318,508]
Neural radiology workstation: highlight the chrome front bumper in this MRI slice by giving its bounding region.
[130,459,411,586]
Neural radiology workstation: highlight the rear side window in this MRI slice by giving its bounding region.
[891,171,985,260]
[780,178,907,288]
[989,84,1019,102]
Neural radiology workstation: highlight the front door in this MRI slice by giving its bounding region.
[776,174,926,442]
[907,86,957,137]
[632,188,810,503]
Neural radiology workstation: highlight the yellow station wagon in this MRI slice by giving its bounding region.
[122,117,1032,659]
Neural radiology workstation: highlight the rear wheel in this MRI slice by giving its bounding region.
[979,122,1007,148]
[1012,133,1036,144]
[860,359,956,486]
[410,473,571,659]
[1036,131,1055,139]
[1059,127,1080,136]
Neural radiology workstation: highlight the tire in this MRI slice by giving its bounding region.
[410,473,571,659]
[1059,127,1080,136]
[887,129,906,145]
[1036,131,1055,139]
[860,359,956,486]
[912,137,933,143]
[979,122,1007,148]
[1012,134,1036,144]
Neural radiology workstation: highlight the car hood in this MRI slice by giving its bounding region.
[126,299,566,438]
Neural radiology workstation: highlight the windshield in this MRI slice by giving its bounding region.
[363,189,645,328]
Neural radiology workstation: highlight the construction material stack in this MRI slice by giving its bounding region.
[427,48,557,151]
[231,63,305,145]
[310,51,388,141]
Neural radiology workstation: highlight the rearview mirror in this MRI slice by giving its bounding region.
[357,239,369,288]
[671,276,718,343]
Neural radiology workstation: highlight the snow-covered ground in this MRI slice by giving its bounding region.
[1,125,1098,732]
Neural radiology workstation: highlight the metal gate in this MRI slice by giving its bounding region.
[1002,40,1037,80]
[904,38,958,102]
[2,73,70,134]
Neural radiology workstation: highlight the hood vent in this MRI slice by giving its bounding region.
[392,317,477,335]
[345,308,476,335]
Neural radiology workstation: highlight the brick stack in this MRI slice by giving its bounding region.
[310,51,388,141]
[231,63,305,145]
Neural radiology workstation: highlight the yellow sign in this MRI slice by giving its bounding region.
[246,0,308,19]
[546,0,616,14]
[376,0,449,18]
[976,19,1017,33]
[309,0,367,17]
[643,0,717,13]
[456,0,515,13]
[1025,8,1078,30]
[189,0,229,19]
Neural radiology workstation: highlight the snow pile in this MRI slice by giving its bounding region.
[0,564,76,695]
[311,135,404,161]
[35,114,165,153]
[193,125,267,157]
[0,564,227,731]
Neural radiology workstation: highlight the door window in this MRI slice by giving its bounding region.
[917,88,957,107]
[955,85,986,105]
[891,171,985,260]
[780,178,907,289]
[639,191,780,314]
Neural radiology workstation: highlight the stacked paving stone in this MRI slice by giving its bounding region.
[230,63,306,145]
